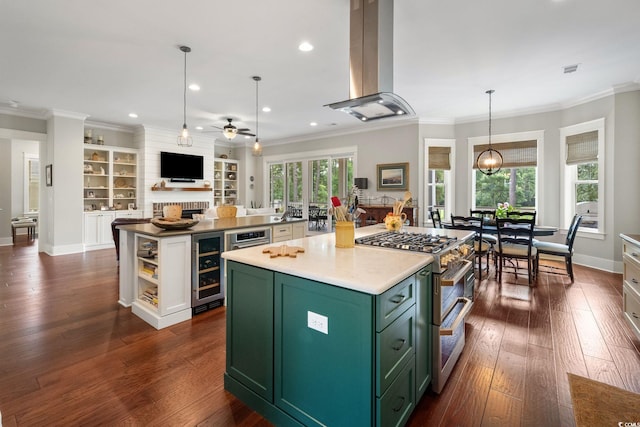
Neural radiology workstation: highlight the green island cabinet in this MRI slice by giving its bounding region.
[224,261,432,427]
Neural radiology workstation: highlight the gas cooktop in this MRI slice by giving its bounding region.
[355,231,458,254]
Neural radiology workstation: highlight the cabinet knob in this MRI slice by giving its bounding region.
[391,338,406,351]
[392,396,406,412]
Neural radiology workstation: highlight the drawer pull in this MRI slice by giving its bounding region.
[392,396,405,412]
[633,279,639,284]
[391,338,406,351]
[390,294,406,304]
[419,270,429,277]
[633,312,639,319]
[633,252,639,258]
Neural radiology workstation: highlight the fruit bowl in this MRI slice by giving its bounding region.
[150,217,199,230]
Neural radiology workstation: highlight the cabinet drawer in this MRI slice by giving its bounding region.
[272,224,292,240]
[377,355,415,427]
[623,240,640,267]
[377,306,415,396]
[377,275,416,332]
[623,255,640,295]
[623,283,640,340]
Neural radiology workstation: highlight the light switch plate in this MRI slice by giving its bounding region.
[307,310,328,334]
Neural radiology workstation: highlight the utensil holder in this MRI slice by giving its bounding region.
[335,221,355,248]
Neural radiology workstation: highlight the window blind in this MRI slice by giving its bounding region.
[428,146,451,170]
[566,130,598,165]
[473,140,537,168]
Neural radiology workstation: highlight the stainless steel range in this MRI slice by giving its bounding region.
[356,229,476,394]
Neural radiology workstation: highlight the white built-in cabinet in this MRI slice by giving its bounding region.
[213,159,239,206]
[132,233,192,329]
[83,145,140,249]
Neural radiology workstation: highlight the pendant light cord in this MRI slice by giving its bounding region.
[183,49,187,127]
[255,76,260,142]
[487,89,493,147]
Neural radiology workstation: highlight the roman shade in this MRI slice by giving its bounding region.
[428,147,451,170]
[473,140,537,169]
[566,130,598,165]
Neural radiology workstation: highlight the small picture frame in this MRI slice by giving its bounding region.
[128,203,136,210]
[376,162,409,191]
[88,191,95,198]
[45,164,52,187]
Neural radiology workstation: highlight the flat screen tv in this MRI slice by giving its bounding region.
[160,151,204,182]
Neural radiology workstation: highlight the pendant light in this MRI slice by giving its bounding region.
[252,76,263,157]
[476,89,502,175]
[177,45,193,147]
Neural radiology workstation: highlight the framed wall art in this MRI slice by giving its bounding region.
[376,162,409,191]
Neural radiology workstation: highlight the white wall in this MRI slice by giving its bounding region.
[140,127,218,216]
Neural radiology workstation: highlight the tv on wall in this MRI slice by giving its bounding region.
[160,151,204,182]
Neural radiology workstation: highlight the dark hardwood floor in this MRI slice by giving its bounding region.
[1,241,639,426]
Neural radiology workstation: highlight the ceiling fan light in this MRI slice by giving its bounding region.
[223,126,238,140]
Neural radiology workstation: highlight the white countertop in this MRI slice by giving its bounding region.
[222,225,474,295]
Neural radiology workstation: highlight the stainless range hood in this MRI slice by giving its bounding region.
[326,0,414,121]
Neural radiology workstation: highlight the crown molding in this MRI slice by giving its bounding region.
[45,109,89,120]
[84,119,137,133]
[0,105,48,120]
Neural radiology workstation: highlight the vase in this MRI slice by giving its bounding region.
[384,213,407,232]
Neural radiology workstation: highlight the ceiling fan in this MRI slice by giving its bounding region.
[209,118,255,141]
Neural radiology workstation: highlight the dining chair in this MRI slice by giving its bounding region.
[470,209,498,269]
[534,214,583,282]
[450,215,491,280]
[495,212,537,285]
[429,208,442,228]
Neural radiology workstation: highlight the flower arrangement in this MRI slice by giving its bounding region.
[496,202,513,219]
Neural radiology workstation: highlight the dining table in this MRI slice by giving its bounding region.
[444,222,558,236]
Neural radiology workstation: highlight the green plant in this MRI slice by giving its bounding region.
[495,202,513,219]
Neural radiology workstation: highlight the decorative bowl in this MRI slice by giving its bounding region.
[151,218,199,230]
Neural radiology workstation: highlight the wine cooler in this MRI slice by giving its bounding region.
[192,231,225,314]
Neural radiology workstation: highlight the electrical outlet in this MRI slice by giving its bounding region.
[307,311,328,334]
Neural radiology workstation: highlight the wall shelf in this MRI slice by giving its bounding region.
[151,187,212,192]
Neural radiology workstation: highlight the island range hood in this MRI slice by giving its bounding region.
[326,0,414,121]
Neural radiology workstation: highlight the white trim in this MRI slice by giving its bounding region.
[23,152,39,215]
[423,138,456,226]
[574,254,619,274]
[45,109,89,120]
[559,118,605,233]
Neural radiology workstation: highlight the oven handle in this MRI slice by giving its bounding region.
[439,259,473,287]
[439,297,472,336]
[231,239,271,250]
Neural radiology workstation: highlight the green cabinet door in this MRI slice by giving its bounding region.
[414,265,432,401]
[226,261,274,401]
[274,272,374,427]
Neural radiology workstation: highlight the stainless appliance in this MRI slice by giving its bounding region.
[225,226,271,250]
[192,231,225,314]
[355,230,475,393]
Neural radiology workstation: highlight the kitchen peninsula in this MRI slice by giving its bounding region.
[116,215,306,329]
[221,226,474,427]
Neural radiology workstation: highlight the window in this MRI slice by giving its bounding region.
[424,140,455,225]
[470,131,543,215]
[23,153,39,214]
[560,119,604,235]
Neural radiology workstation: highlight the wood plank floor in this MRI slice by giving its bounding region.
[1,241,639,426]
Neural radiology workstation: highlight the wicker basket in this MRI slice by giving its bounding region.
[217,206,237,218]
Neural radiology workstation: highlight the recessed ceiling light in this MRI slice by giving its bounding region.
[189,83,201,91]
[298,41,314,52]
[128,113,138,118]
[262,106,271,113]
[195,126,203,130]
[310,122,318,126]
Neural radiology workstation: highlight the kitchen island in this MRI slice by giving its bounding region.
[221,225,473,427]
[117,215,306,329]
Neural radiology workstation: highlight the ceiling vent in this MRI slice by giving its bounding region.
[326,0,415,121]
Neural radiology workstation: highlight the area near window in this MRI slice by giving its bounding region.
[424,139,455,226]
[469,131,543,218]
[560,118,605,236]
